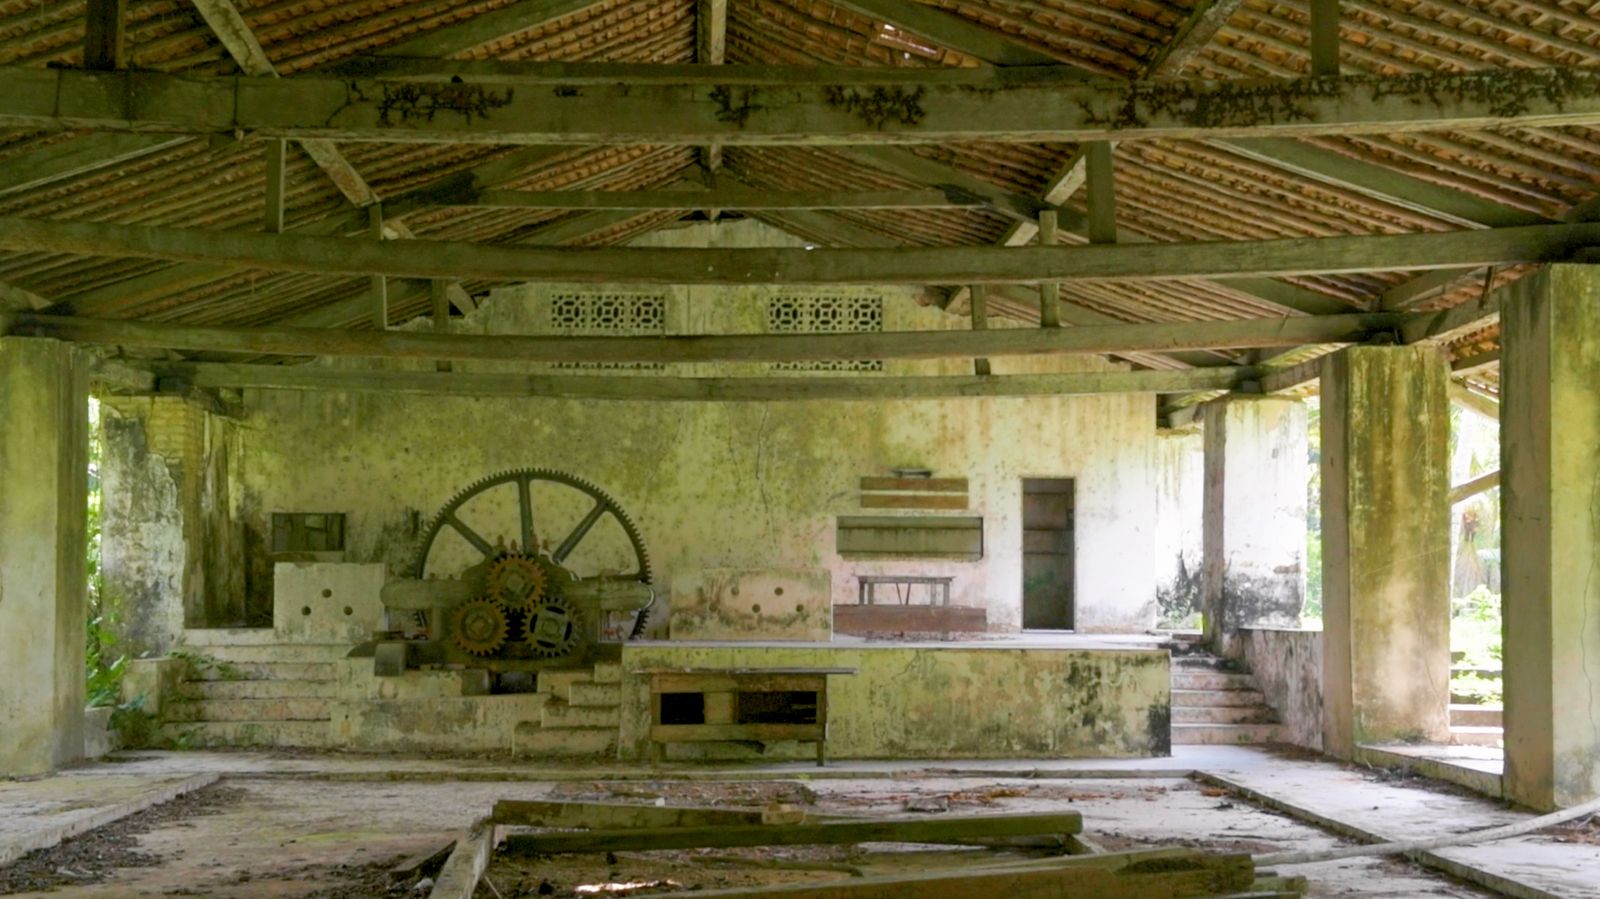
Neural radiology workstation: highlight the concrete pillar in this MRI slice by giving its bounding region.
[1320,346,1451,758]
[0,338,89,775]
[1201,396,1308,658]
[1501,264,1600,810]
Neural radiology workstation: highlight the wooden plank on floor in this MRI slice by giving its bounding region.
[490,799,772,829]
[500,811,1084,855]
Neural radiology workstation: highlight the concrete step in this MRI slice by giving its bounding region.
[164,698,331,723]
[177,679,338,700]
[541,700,620,729]
[592,661,623,684]
[568,681,622,707]
[182,660,338,682]
[1449,704,1503,728]
[1450,725,1504,747]
[537,668,595,697]
[1172,704,1278,725]
[177,643,352,663]
[1171,655,1240,672]
[158,720,330,749]
[1171,722,1284,745]
[512,723,617,757]
[1171,671,1257,692]
[1170,687,1266,708]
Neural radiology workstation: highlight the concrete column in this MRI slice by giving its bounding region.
[1201,396,1308,658]
[1320,346,1451,758]
[1501,264,1600,810]
[0,338,89,775]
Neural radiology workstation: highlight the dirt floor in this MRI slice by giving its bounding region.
[0,774,1507,898]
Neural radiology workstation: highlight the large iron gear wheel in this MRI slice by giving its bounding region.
[523,595,585,659]
[412,468,651,588]
[449,599,510,656]
[485,552,546,609]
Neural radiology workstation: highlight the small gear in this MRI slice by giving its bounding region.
[485,553,546,608]
[523,595,584,659]
[449,599,510,656]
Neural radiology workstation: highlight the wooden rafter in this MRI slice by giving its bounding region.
[13,65,1600,145]
[3,310,1423,363]
[458,188,988,210]
[152,362,1258,400]
[7,217,1593,285]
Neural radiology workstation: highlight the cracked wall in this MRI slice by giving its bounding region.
[228,222,1163,635]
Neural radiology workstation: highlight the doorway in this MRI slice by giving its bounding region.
[1022,478,1076,630]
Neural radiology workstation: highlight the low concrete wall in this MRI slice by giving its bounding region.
[1242,627,1323,750]
[619,642,1169,761]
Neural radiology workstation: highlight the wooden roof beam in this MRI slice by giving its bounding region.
[456,188,989,210]
[828,0,1064,68]
[4,310,1423,364]
[151,362,1257,400]
[14,65,1600,144]
[5,217,1597,284]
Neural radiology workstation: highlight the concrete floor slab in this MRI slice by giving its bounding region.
[0,773,216,866]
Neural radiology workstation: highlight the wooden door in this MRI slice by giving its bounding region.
[1022,478,1075,630]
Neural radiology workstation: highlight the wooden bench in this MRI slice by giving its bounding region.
[643,667,856,766]
[856,574,954,606]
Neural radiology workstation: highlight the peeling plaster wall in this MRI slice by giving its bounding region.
[618,642,1171,759]
[1242,627,1323,750]
[1153,427,1203,618]
[100,397,247,656]
[231,222,1162,634]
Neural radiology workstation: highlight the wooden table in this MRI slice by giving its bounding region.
[642,667,856,766]
[856,574,954,606]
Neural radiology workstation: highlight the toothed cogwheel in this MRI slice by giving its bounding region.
[485,553,546,608]
[449,599,510,656]
[523,595,584,660]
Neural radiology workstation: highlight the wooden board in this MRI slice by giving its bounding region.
[499,811,1085,855]
[860,494,968,510]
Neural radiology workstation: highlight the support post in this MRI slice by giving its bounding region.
[1038,209,1060,327]
[970,284,990,376]
[83,0,127,71]
[1500,263,1600,809]
[1309,0,1341,77]
[1085,143,1117,245]
[431,279,453,372]
[0,338,88,775]
[368,204,387,329]
[1200,396,1308,659]
[1320,346,1451,758]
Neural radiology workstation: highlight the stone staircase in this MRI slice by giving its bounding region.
[1170,652,1284,745]
[513,661,623,757]
[162,639,344,748]
[1449,704,1504,746]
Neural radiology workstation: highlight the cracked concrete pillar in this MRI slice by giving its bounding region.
[0,337,88,775]
[1320,346,1451,759]
[1200,396,1307,659]
[1501,264,1600,810]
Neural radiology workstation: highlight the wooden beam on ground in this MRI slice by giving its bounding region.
[1450,469,1501,505]
[427,821,495,899]
[465,188,986,210]
[263,138,286,233]
[623,849,1255,899]
[151,363,1258,400]
[1309,0,1342,76]
[500,812,1083,855]
[15,65,1600,145]
[491,799,777,828]
[83,0,127,71]
[8,311,1417,364]
[1085,142,1117,244]
[4,217,1599,285]
[828,0,1063,67]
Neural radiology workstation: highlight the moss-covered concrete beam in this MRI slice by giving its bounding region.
[8,65,1600,145]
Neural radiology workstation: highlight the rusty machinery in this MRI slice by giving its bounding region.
[368,469,655,677]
